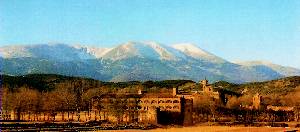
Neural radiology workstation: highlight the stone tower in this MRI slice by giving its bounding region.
[200,79,208,86]
[201,79,212,93]
[173,87,178,96]
[183,98,193,126]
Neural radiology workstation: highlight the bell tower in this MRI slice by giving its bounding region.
[201,79,212,93]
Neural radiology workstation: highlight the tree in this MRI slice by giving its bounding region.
[226,95,255,123]
[193,94,218,122]
[41,91,60,121]
[1,87,13,120]
[108,94,128,123]
[10,86,39,120]
[280,87,300,121]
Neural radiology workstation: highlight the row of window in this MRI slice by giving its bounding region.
[159,106,180,109]
[142,106,180,110]
[96,99,180,104]
[141,100,180,104]
[117,105,180,110]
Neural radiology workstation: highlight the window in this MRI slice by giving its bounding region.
[166,100,172,103]
[173,106,179,109]
[166,106,172,109]
[173,100,179,103]
[151,100,157,104]
[144,100,150,104]
[159,100,164,103]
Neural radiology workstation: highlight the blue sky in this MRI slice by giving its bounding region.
[0,0,300,68]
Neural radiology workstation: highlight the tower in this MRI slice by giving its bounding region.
[201,79,212,93]
[200,79,208,87]
[183,98,193,126]
[173,87,178,96]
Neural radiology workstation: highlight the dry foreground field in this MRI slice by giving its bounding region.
[99,126,300,132]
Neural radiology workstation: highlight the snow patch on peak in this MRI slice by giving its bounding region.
[102,41,177,61]
[101,42,139,60]
[0,45,32,58]
[171,43,209,56]
[171,43,225,63]
[72,45,112,58]
[145,42,177,60]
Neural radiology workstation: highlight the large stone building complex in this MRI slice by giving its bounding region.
[90,79,219,125]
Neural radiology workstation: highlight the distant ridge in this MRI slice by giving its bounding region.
[1,42,300,83]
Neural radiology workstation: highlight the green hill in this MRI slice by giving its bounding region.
[2,74,195,92]
[213,76,300,96]
[3,74,300,96]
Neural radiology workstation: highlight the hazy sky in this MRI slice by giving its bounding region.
[0,0,300,68]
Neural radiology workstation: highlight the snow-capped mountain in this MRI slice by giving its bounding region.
[1,42,299,83]
[0,42,226,62]
[0,44,95,61]
[102,41,181,61]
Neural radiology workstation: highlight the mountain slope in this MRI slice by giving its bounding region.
[236,61,300,77]
[171,43,226,63]
[1,42,299,83]
[102,42,179,61]
[0,44,95,61]
[73,45,112,58]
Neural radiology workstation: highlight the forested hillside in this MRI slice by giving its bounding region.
[213,76,300,95]
[2,74,300,122]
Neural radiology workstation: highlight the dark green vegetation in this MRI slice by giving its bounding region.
[3,74,300,96]
[2,74,300,123]
[2,74,195,92]
[213,76,300,96]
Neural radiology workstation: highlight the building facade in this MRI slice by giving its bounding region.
[89,79,218,125]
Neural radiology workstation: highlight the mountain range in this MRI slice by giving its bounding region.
[1,42,299,83]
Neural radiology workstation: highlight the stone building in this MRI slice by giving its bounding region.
[90,79,218,126]
[90,88,194,125]
[199,79,220,99]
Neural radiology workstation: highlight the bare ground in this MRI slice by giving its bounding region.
[99,126,300,132]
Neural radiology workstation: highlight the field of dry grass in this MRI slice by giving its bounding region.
[100,126,299,132]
